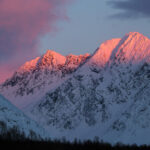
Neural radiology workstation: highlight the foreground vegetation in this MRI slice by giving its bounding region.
[0,139,150,150]
[0,121,150,150]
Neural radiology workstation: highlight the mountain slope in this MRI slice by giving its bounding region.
[0,94,49,140]
[24,32,150,144]
[0,50,90,108]
[1,32,150,145]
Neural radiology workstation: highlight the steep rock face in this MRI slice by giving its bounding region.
[0,50,90,108]
[65,53,90,73]
[1,32,150,144]
[19,57,40,73]
[37,50,66,70]
[102,62,150,144]
[0,94,49,140]
[26,32,150,144]
[87,38,121,68]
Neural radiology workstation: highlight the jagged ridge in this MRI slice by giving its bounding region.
[1,32,150,145]
[0,50,90,108]
[25,32,150,144]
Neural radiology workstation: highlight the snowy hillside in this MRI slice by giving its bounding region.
[1,32,150,145]
[25,32,150,144]
[0,94,49,140]
[0,50,90,108]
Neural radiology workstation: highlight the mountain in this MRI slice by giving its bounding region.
[1,32,150,145]
[0,94,49,140]
[0,50,90,108]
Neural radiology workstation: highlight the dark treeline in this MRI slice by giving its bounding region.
[0,139,150,150]
[0,121,150,150]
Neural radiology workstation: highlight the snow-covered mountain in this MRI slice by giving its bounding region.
[0,50,90,108]
[0,94,49,140]
[1,32,150,145]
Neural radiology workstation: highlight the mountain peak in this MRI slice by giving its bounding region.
[38,50,66,68]
[19,57,40,73]
[87,38,121,68]
[44,49,61,57]
[126,32,143,36]
[111,32,150,64]
[123,32,149,42]
[85,32,150,69]
[17,50,91,75]
[2,31,150,145]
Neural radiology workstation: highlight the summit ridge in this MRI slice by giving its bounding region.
[1,32,150,144]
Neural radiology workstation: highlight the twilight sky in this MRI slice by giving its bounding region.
[0,0,150,82]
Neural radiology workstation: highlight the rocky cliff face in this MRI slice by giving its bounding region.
[1,32,150,144]
[0,50,90,108]
[25,32,150,144]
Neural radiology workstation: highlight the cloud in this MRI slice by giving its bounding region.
[0,64,16,83]
[108,0,150,19]
[0,0,72,82]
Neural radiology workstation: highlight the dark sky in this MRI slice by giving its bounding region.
[108,0,150,19]
[0,0,150,82]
